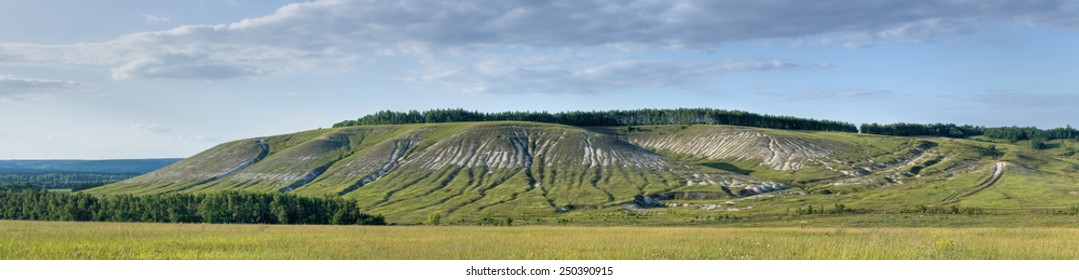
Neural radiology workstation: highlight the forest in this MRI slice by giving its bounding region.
[0,189,385,225]
[333,108,859,132]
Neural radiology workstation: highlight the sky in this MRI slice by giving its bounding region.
[1,0,1078,159]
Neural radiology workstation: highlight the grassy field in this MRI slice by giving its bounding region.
[2,220,1079,260]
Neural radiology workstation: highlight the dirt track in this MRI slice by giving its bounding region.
[941,161,1006,203]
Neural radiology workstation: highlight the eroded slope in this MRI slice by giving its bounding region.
[94,122,1071,224]
[93,122,789,222]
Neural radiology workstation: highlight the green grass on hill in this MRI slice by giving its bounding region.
[87,122,1079,225]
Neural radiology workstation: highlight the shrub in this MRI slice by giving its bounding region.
[425,212,442,226]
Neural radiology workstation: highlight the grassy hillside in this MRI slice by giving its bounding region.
[90,122,1079,225]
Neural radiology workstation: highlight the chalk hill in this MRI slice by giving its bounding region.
[91,121,1079,224]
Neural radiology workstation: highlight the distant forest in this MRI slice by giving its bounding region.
[0,158,180,174]
[0,173,135,191]
[0,190,385,225]
[333,108,860,132]
[0,158,180,191]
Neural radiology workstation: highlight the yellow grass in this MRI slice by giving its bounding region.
[1,220,1077,259]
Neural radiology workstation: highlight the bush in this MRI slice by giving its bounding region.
[1063,147,1076,157]
[425,212,442,226]
[961,207,986,215]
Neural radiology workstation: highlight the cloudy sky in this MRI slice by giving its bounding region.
[2,0,1078,159]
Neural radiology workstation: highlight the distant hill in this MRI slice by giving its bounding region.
[0,159,182,190]
[0,159,182,174]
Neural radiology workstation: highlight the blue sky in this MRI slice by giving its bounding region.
[1,0,1078,159]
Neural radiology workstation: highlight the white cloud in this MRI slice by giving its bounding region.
[0,0,1076,85]
[965,92,1079,108]
[804,18,993,48]
[111,54,265,80]
[759,89,891,101]
[131,124,173,134]
[143,14,171,24]
[0,75,83,99]
[172,134,225,143]
[421,58,823,94]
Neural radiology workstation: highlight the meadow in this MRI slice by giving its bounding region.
[2,220,1078,260]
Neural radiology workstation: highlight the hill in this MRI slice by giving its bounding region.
[93,122,784,222]
[0,159,181,174]
[90,121,1079,225]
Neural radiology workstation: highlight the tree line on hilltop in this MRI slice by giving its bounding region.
[0,189,385,225]
[333,108,860,132]
[333,108,1078,150]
